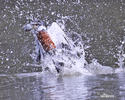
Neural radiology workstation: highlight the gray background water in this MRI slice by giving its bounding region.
[0,0,125,100]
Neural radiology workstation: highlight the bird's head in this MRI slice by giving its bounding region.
[23,21,46,32]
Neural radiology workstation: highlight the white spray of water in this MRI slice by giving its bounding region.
[86,59,114,74]
[24,22,122,75]
[115,37,125,73]
[29,22,91,76]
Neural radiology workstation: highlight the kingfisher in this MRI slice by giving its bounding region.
[23,22,66,73]
[24,22,56,52]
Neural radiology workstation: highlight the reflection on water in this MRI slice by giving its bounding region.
[0,73,125,100]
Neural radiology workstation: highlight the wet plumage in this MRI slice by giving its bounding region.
[37,31,56,52]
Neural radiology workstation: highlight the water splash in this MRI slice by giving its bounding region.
[115,36,125,73]
[24,21,125,75]
[86,59,114,74]
[117,37,125,69]
[24,22,90,76]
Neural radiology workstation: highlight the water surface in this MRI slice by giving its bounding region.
[0,73,125,100]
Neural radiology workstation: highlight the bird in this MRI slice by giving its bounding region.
[24,23,56,52]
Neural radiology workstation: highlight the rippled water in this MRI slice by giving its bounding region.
[1,0,125,100]
[0,73,125,100]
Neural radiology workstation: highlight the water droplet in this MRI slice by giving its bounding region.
[15,5,19,11]
[10,51,13,54]
[7,66,10,69]
[6,58,9,61]
[51,12,55,15]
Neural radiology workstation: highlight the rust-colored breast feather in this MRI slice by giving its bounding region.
[37,31,56,51]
